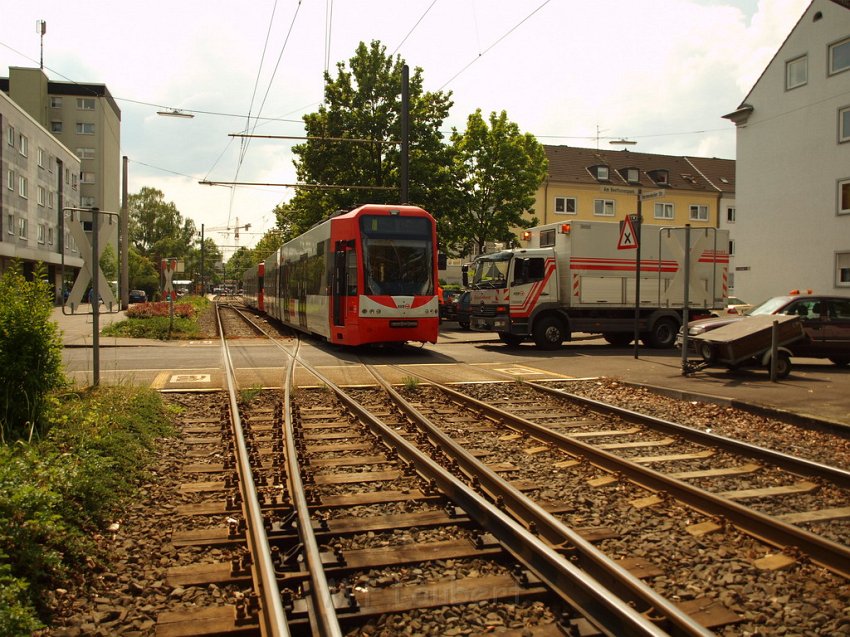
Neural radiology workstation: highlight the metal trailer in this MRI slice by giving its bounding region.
[687,314,805,378]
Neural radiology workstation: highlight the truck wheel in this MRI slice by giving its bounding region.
[603,333,632,347]
[458,320,471,330]
[498,332,524,346]
[646,317,678,349]
[533,316,565,350]
[829,356,849,368]
[773,352,792,379]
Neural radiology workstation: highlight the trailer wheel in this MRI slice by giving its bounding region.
[698,341,716,364]
[533,316,565,350]
[772,352,792,379]
[603,333,633,347]
[646,317,678,349]
[498,332,524,346]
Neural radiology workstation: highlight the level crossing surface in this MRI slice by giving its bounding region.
[53,305,850,427]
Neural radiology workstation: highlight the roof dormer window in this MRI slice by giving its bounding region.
[590,165,610,181]
[619,167,640,184]
[648,169,669,185]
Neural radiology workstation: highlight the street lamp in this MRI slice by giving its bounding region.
[157,109,194,118]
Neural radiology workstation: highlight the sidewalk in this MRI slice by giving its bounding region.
[52,304,163,347]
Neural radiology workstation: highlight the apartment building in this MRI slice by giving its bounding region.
[723,0,850,301]
[0,66,121,215]
[0,89,82,300]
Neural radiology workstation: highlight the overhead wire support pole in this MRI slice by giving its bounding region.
[401,64,409,203]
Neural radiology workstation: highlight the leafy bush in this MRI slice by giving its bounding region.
[126,301,196,319]
[0,263,66,443]
[0,385,175,631]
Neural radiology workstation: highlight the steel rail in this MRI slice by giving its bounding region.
[281,340,344,637]
[398,370,850,579]
[363,364,713,637]
[288,355,671,637]
[216,303,290,637]
[529,381,850,489]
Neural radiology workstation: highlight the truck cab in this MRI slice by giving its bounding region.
[465,248,565,348]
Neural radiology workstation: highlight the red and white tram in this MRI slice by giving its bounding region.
[244,204,439,346]
[242,262,264,313]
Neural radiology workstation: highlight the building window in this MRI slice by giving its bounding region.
[18,134,28,157]
[80,171,96,184]
[76,98,96,110]
[729,240,735,256]
[76,122,95,135]
[18,176,27,199]
[81,196,96,207]
[6,169,13,190]
[18,217,27,239]
[839,179,850,215]
[648,169,669,185]
[786,55,808,89]
[6,125,13,147]
[51,121,63,133]
[654,202,674,219]
[48,191,55,209]
[76,147,95,160]
[624,167,639,183]
[72,173,78,189]
[726,207,736,223]
[50,96,63,108]
[37,147,46,168]
[590,165,609,181]
[48,227,54,245]
[840,106,850,143]
[829,37,850,75]
[37,186,46,206]
[593,199,615,216]
[65,167,70,185]
[689,204,708,221]
[6,214,13,234]
[37,224,46,244]
[554,196,576,214]
[837,252,850,287]
[540,229,556,247]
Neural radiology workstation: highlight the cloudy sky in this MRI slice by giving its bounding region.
[1,0,808,255]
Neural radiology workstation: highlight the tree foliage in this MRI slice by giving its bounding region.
[128,187,198,265]
[275,40,456,239]
[449,110,548,255]
[0,263,65,443]
[225,247,258,285]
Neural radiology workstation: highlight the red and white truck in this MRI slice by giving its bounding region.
[463,220,729,349]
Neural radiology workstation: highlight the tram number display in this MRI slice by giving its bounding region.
[390,320,419,328]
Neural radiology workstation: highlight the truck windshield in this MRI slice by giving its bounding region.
[470,252,512,289]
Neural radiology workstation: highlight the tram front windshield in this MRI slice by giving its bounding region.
[361,215,434,296]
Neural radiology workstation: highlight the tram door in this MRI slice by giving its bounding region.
[332,240,349,326]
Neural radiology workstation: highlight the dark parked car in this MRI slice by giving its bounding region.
[455,291,472,330]
[678,293,850,367]
[129,289,147,303]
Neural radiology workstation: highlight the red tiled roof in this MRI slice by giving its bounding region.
[544,145,734,193]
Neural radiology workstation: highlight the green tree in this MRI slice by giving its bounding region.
[0,263,65,443]
[449,110,548,255]
[128,188,197,268]
[128,247,159,295]
[226,247,258,285]
[252,230,284,263]
[276,40,456,238]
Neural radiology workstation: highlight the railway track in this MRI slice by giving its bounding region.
[150,303,849,636]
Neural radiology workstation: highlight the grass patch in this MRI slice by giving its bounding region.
[0,385,176,632]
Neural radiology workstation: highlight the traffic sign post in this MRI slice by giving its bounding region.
[633,194,643,359]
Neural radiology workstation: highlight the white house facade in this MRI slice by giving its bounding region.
[724,0,850,302]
